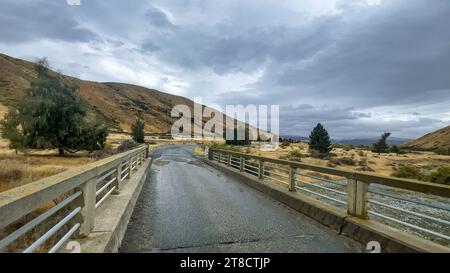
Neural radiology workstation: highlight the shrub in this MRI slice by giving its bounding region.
[392,165,423,180]
[329,158,342,166]
[343,145,354,151]
[358,150,365,157]
[131,119,145,143]
[116,140,138,153]
[358,158,368,166]
[427,166,450,185]
[339,157,356,166]
[389,145,400,154]
[287,150,302,161]
[434,148,450,156]
[280,141,290,149]
[0,168,23,182]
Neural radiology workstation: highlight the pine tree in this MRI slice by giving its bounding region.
[372,132,391,155]
[131,119,145,143]
[309,123,332,154]
[0,58,108,155]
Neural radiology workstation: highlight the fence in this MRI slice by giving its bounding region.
[0,145,149,253]
[209,148,450,246]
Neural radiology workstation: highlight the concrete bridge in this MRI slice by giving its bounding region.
[0,144,449,253]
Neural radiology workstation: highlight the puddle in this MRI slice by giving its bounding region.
[154,160,170,167]
[188,160,207,167]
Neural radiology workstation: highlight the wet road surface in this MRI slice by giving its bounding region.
[119,145,362,253]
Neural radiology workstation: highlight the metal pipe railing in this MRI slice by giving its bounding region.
[0,145,149,253]
[209,148,450,245]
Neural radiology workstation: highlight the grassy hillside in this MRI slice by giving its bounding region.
[403,125,450,150]
[0,53,255,134]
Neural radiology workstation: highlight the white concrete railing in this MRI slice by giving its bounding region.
[0,145,149,253]
[209,148,450,246]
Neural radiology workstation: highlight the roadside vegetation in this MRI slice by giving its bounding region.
[131,119,145,143]
[1,58,107,156]
[219,123,449,185]
[0,59,147,192]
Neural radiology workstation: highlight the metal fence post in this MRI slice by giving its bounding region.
[258,160,264,179]
[347,177,369,219]
[289,166,297,192]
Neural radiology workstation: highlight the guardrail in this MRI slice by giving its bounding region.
[0,145,149,253]
[209,148,450,245]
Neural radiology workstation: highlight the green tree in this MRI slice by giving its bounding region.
[0,58,108,156]
[131,119,145,143]
[372,132,391,155]
[389,145,401,155]
[308,123,332,154]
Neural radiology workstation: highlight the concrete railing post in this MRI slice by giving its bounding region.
[258,160,264,179]
[76,178,96,237]
[227,154,231,167]
[347,177,369,219]
[240,156,244,172]
[289,166,297,192]
[114,161,122,194]
[127,157,132,179]
[219,152,222,163]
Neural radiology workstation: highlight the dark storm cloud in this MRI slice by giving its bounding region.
[0,0,97,43]
[276,0,450,107]
[0,0,448,138]
[138,0,450,108]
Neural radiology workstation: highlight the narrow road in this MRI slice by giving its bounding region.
[120,145,362,253]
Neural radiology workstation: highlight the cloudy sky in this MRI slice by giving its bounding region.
[1,0,449,139]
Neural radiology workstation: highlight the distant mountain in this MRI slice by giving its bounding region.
[335,137,412,147]
[280,135,309,141]
[402,125,450,150]
[280,135,412,147]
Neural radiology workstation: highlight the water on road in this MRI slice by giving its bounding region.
[119,145,362,253]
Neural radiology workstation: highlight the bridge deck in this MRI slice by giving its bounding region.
[119,145,362,253]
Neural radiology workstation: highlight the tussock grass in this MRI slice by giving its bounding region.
[0,154,95,192]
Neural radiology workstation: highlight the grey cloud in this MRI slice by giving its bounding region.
[1,0,449,139]
[276,0,450,107]
[278,105,446,138]
[0,0,97,43]
[145,7,174,29]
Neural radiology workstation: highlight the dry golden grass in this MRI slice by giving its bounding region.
[0,153,95,192]
[0,103,7,119]
[192,146,206,156]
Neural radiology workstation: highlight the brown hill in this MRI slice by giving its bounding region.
[0,53,263,136]
[402,125,450,150]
